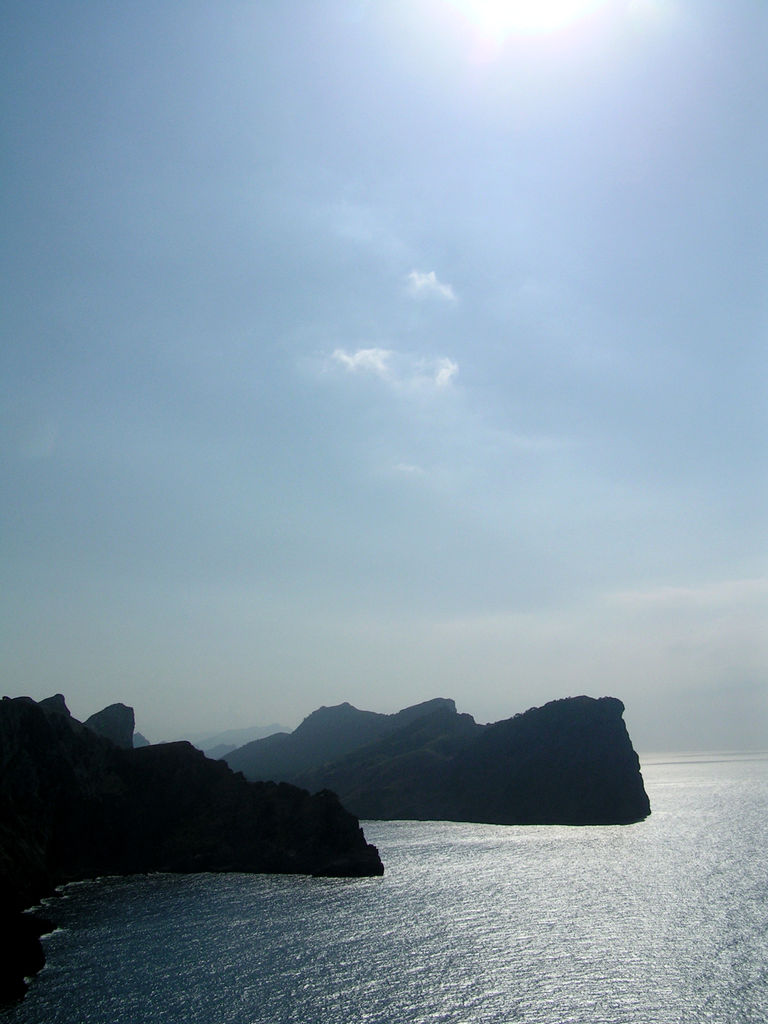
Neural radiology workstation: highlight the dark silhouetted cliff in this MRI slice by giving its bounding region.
[83,701,136,749]
[446,696,650,825]
[294,702,484,819]
[226,696,650,826]
[224,697,461,782]
[0,695,382,1003]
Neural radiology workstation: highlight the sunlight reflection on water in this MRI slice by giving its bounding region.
[4,756,767,1024]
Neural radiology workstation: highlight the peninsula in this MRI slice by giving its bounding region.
[0,694,382,1003]
[225,695,651,825]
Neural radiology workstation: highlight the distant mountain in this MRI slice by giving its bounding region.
[224,698,457,781]
[0,695,382,1003]
[225,695,651,826]
[188,723,290,759]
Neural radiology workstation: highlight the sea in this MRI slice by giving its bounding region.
[4,753,767,1024]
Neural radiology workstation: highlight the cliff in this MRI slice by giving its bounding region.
[226,695,650,826]
[294,703,484,819]
[224,697,460,782]
[446,696,651,825]
[83,701,136,749]
[0,695,382,1003]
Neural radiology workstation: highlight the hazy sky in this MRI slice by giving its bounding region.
[2,0,766,751]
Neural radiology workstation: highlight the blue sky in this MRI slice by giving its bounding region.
[2,0,766,750]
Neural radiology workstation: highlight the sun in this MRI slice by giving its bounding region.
[448,0,608,40]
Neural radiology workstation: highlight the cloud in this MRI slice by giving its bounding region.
[406,270,456,301]
[434,357,459,388]
[330,348,459,392]
[331,347,392,379]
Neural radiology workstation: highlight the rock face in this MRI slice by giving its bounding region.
[225,697,461,781]
[226,695,651,826]
[38,693,71,717]
[294,702,484,820]
[446,696,650,825]
[0,695,383,1003]
[84,701,136,748]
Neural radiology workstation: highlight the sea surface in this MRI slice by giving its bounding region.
[5,754,767,1024]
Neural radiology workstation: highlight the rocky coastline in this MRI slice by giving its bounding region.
[226,695,651,825]
[0,695,382,1004]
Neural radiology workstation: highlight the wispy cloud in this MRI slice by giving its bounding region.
[406,270,456,301]
[434,357,459,388]
[331,347,459,391]
[331,347,392,379]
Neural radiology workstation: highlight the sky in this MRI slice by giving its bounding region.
[2,0,766,752]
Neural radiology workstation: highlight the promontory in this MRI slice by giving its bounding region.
[224,694,651,826]
[0,694,383,1003]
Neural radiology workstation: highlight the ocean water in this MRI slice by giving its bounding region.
[5,754,767,1024]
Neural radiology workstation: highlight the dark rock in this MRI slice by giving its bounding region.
[38,693,71,717]
[227,695,650,826]
[447,696,651,825]
[84,702,135,749]
[0,695,383,1003]
[225,697,458,782]
[296,703,483,819]
[0,913,54,1005]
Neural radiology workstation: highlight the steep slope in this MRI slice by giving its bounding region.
[229,695,650,826]
[447,696,651,825]
[84,701,136,748]
[224,697,456,782]
[294,703,483,819]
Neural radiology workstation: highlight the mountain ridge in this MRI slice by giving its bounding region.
[224,695,651,826]
[224,697,456,780]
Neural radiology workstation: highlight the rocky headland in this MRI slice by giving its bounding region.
[225,695,651,826]
[0,694,382,1004]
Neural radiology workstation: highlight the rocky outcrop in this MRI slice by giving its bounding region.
[227,696,651,826]
[84,701,136,749]
[224,697,460,781]
[0,695,382,1004]
[38,693,71,717]
[446,696,650,825]
[295,702,484,819]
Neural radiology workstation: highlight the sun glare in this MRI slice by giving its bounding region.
[448,0,608,40]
